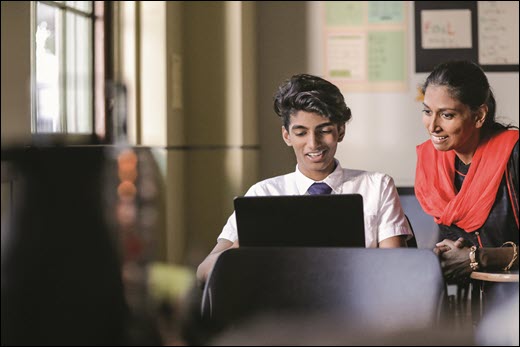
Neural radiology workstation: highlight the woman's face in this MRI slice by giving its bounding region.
[422,85,486,164]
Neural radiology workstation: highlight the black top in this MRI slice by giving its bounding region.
[438,141,519,247]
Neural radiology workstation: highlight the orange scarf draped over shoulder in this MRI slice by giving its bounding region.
[415,130,519,232]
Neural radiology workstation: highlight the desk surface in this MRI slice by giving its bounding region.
[470,270,519,282]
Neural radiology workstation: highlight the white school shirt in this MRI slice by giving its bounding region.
[218,160,412,247]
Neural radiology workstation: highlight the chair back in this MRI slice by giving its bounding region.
[201,247,446,337]
[397,187,439,248]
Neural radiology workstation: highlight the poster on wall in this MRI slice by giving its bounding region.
[323,1,408,92]
[477,1,519,67]
[415,1,519,72]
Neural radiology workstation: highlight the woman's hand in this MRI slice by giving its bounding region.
[433,238,472,282]
[433,237,465,255]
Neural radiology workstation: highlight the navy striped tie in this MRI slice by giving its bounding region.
[307,182,332,195]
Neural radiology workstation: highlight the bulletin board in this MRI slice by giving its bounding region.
[415,1,519,72]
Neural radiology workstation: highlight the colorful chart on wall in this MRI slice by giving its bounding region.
[323,1,409,92]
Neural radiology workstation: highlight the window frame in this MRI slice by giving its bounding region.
[30,1,112,144]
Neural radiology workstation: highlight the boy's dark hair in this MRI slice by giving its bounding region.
[273,74,352,130]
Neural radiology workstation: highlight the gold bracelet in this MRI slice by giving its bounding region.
[501,241,518,271]
[469,246,479,271]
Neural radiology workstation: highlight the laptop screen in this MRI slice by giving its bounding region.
[234,194,365,247]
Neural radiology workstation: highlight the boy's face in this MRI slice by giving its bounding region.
[282,111,345,181]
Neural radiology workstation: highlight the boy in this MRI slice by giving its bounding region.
[197,74,411,282]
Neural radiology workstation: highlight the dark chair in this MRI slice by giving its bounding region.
[405,214,418,248]
[397,187,439,248]
[201,247,447,340]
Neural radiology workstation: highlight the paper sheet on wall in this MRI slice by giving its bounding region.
[420,9,472,49]
[327,33,366,80]
[478,1,519,65]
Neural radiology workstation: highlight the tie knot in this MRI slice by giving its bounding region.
[307,182,332,195]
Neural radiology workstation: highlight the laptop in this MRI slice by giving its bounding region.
[234,194,365,247]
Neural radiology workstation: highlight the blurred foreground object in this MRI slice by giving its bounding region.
[201,247,448,342]
[476,283,519,346]
[1,145,164,345]
[148,262,196,345]
[1,146,127,345]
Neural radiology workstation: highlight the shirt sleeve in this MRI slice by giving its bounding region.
[218,211,238,242]
[377,175,413,242]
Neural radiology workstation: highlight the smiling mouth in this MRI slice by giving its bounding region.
[306,150,326,159]
[431,135,448,143]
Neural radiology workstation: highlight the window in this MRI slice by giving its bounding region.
[32,1,107,139]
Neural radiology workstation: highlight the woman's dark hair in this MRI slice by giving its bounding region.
[273,74,352,130]
[422,60,516,139]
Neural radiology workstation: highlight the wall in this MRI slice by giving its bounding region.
[1,1,31,146]
[124,2,259,264]
[181,2,259,265]
[256,2,308,179]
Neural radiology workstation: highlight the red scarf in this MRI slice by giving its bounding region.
[415,130,519,232]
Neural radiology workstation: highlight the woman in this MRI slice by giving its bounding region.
[415,60,518,282]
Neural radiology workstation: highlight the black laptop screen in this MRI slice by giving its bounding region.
[234,194,365,247]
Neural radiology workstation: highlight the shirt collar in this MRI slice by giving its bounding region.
[294,159,344,194]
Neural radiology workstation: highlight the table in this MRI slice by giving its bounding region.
[470,270,519,324]
[470,271,519,282]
